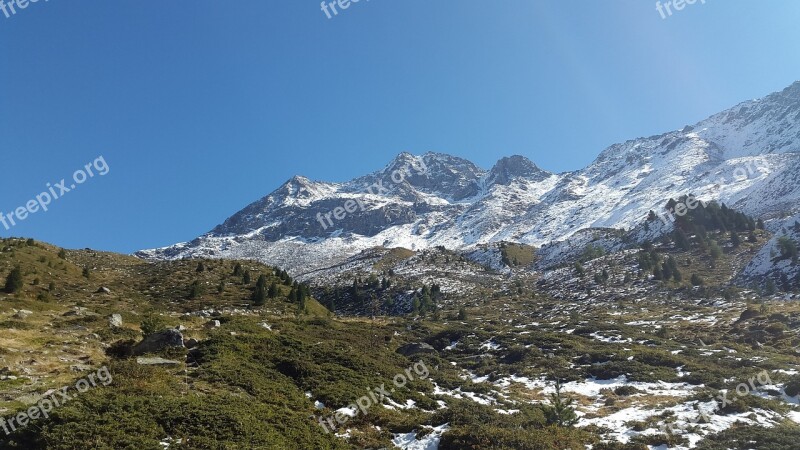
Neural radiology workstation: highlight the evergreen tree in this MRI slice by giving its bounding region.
[691,274,704,286]
[233,263,243,276]
[574,262,585,277]
[748,231,758,243]
[457,306,467,320]
[781,272,791,292]
[662,260,673,281]
[267,282,278,298]
[653,265,663,281]
[252,276,268,306]
[542,380,579,427]
[411,295,421,316]
[243,270,251,285]
[674,229,691,251]
[421,285,433,313]
[730,231,741,248]
[196,262,206,273]
[188,280,204,299]
[777,236,798,262]
[4,266,23,294]
[765,278,777,296]
[757,218,765,230]
[709,241,722,261]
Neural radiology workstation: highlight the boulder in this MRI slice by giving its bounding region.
[395,342,436,357]
[96,287,112,294]
[13,310,32,320]
[108,314,123,328]
[204,320,221,329]
[132,329,184,356]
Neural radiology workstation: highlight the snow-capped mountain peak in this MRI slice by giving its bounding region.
[139,81,800,276]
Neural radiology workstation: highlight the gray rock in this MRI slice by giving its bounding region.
[204,320,221,329]
[96,287,112,294]
[132,329,184,356]
[184,338,199,349]
[13,310,32,320]
[108,314,123,328]
[395,342,436,357]
[136,357,181,367]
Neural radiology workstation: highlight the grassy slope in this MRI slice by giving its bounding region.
[0,237,799,449]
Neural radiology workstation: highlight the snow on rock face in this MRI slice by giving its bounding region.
[138,82,800,274]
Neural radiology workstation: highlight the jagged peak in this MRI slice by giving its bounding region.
[488,155,550,185]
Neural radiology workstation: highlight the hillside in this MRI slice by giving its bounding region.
[2,237,800,449]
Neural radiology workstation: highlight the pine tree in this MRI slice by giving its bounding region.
[653,265,663,281]
[188,280,204,299]
[765,278,777,296]
[757,218,765,230]
[730,231,741,248]
[781,272,791,292]
[674,229,691,251]
[196,262,206,273]
[267,282,278,298]
[709,241,722,261]
[457,306,467,320]
[233,263,243,276]
[4,266,23,294]
[662,260,673,280]
[542,380,579,427]
[691,274,704,286]
[243,270,251,285]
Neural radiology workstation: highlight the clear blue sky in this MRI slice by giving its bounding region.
[1,0,799,253]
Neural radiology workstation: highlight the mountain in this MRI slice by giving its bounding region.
[138,81,800,275]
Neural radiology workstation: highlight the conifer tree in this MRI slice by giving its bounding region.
[4,266,23,294]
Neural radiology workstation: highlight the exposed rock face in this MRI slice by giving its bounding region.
[132,329,185,356]
[396,342,436,357]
